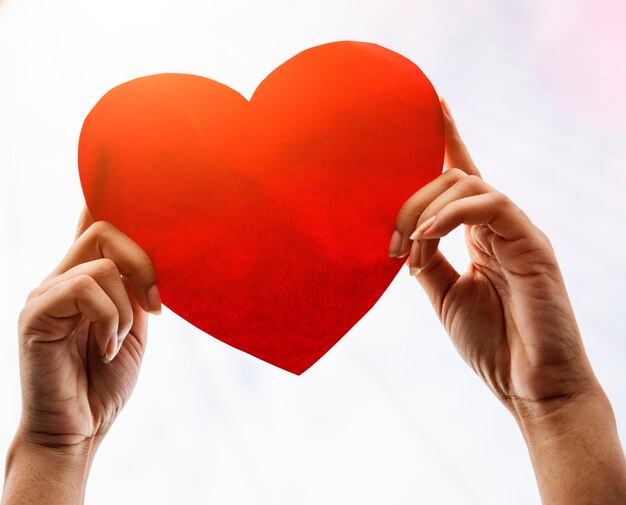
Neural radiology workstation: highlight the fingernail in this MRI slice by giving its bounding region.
[409,238,421,267]
[104,335,118,363]
[409,215,437,241]
[440,97,452,117]
[388,230,403,257]
[116,335,125,355]
[146,284,162,315]
[409,266,422,277]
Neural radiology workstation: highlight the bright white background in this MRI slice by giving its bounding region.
[1,1,625,504]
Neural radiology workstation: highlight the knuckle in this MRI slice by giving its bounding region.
[395,205,421,230]
[71,274,98,294]
[81,221,116,242]
[82,221,118,247]
[397,202,411,218]
[91,257,120,279]
[26,286,42,302]
[535,227,550,244]
[455,173,482,192]
[533,226,554,250]
[489,191,511,207]
[465,174,482,186]
[398,201,425,221]
[446,167,466,180]
[87,220,116,236]
[126,260,156,282]
[17,306,33,334]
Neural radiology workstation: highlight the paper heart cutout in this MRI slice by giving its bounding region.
[78,41,443,374]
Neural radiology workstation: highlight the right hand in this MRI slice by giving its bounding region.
[389,101,601,415]
[16,208,161,449]
[388,100,626,505]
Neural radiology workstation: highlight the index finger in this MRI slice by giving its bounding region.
[390,168,469,257]
[48,220,161,314]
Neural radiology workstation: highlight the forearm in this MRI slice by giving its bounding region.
[2,434,96,505]
[514,389,626,505]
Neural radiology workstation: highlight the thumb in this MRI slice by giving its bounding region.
[75,205,95,240]
[440,98,481,177]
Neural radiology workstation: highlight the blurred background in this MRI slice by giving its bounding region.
[1,1,625,503]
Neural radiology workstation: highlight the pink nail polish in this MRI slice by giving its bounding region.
[104,335,118,363]
[409,266,422,277]
[409,238,421,267]
[440,98,452,117]
[388,230,403,257]
[146,284,162,315]
[410,215,437,241]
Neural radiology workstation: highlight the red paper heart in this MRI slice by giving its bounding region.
[78,41,443,374]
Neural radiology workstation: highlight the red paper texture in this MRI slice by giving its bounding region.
[78,41,444,374]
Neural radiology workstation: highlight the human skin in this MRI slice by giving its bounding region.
[2,215,161,504]
[2,100,625,504]
[388,99,626,503]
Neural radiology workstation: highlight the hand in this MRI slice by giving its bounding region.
[389,100,599,413]
[389,100,626,504]
[3,209,162,504]
[15,208,161,450]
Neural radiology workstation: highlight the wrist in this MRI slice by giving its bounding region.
[2,431,97,505]
[510,382,612,440]
[511,386,626,505]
